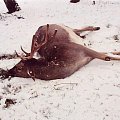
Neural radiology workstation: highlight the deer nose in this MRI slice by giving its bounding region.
[8,68,16,77]
[0,68,9,79]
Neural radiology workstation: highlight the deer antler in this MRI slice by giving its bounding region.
[16,24,50,60]
[30,24,50,56]
[16,24,58,60]
[15,50,25,60]
[20,46,30,56]
[51,29,58,39]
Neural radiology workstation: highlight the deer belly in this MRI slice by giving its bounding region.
[35,56,92,80]
[63,56,92,76]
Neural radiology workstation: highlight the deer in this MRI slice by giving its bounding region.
[1,24,120,81]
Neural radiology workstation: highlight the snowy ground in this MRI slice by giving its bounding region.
[0,0,120,120]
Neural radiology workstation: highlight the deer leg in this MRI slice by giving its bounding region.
[103,54,120,61]
[102,51,120,55]
[83,46,120,61]
[110,52,120,55]
[73,26,100,33]
[90,51,120,61]
[73,26,100,38]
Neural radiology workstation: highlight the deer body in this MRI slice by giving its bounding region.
[1,24,120,80]
[8,42,93,80]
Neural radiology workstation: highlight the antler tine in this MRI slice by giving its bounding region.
[52,29,58,39]
[15,50,25,60]
[32,24,49,50]
[43,24,49,45]
[18,24,50,60]
[20,46,30,56]
[110,51,120,55]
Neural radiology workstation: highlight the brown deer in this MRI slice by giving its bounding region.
[1,24,120,80]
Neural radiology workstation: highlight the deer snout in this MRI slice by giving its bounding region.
[8,68,16,77]
[0,68,10,79]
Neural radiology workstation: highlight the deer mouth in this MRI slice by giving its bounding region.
[0,68,11,80]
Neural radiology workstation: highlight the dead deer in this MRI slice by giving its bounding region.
[1,24,120,80]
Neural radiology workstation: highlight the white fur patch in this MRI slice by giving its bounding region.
[59,24,85,45]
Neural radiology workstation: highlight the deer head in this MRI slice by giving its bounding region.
[7,58,42,81]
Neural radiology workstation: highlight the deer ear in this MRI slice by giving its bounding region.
[33,35,38,40]
[33,35,36,39]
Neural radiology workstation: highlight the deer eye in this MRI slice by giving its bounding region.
[17,66,23,72]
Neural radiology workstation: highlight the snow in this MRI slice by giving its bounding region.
[0,0,120,120]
